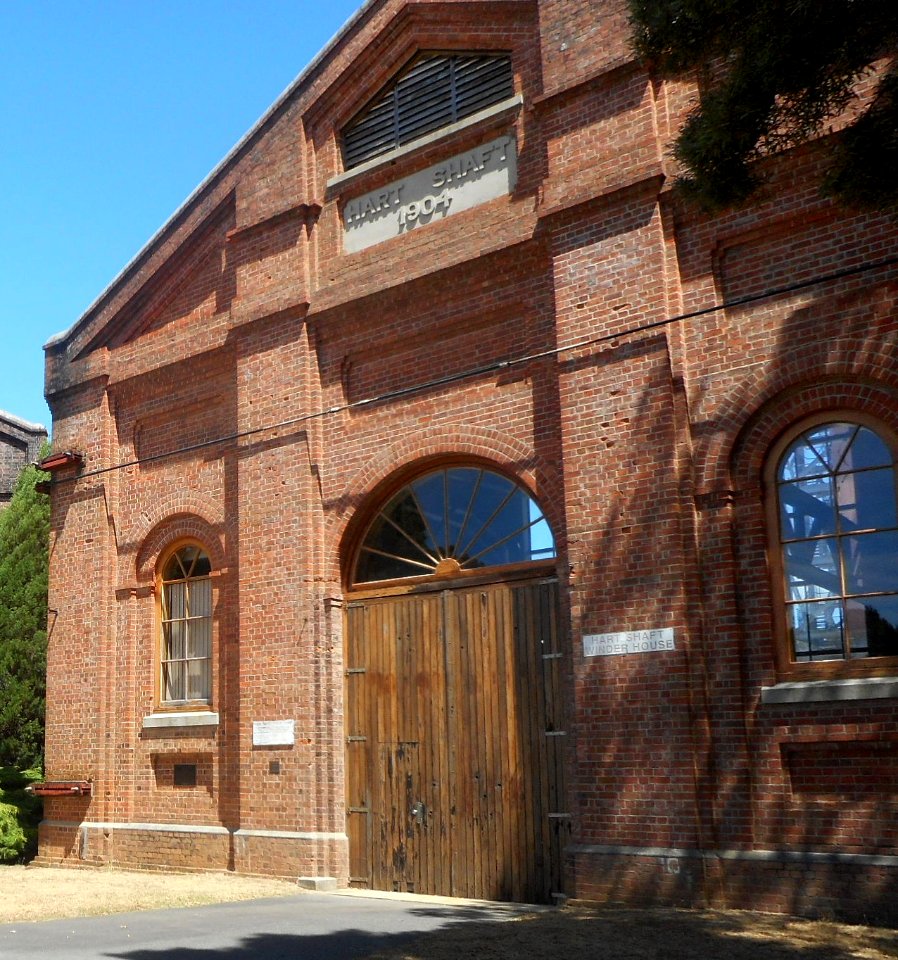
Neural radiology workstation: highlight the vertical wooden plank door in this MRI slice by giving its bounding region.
[345,578,566,902]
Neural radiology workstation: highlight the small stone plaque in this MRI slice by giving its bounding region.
[583,628,676,658]
[342,135,517,253]
[253,719,295,746]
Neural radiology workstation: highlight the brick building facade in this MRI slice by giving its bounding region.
[0,410,46,508]
[37,0,898,921]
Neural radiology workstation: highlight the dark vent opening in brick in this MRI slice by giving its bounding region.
[173,763,197,787]
[342,53,513,169]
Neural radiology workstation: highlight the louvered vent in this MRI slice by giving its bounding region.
[342,53,514,169]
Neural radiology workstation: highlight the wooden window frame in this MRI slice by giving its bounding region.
[155,539,214,710]
[765,411,898,680]
[347,462,558,593]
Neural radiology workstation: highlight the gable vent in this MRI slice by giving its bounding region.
[342,53,514,170]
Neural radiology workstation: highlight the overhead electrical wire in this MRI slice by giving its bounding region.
[53,252,898,483]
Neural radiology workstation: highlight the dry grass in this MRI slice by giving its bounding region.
[365,905,898,960]
[0,865,300,922]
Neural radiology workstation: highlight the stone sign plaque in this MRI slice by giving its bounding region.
[252,719,295,746]
[583,628,676,658]
[342,135,517,253]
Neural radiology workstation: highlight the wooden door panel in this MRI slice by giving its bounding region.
[346,578,564,902]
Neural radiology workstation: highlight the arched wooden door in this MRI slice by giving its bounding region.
[344,467,568,903]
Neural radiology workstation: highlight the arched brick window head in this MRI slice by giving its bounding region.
[159,544,212,703]
[773,419,898,670]
[354,466,555,585]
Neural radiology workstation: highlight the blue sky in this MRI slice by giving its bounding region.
[1,0,363,430]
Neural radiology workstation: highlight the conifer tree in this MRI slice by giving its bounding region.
[628,0,898,211]
[0,456,50,768]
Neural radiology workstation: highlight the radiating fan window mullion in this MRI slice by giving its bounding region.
[464,515,544,567]
[453,468,483,558]
[407,486,444,560]
[379,509,441,565]
[354,466,555,584]
[360,545,436,573]
[456,484,517,562]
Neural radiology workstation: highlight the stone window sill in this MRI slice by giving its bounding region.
[761,676,898,705]
[142,711,219,729]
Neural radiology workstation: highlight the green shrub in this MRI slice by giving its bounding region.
[0,455,50,770]
[0,766,42,862]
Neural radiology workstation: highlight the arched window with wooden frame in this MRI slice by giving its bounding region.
[158,542,213,705]
[767,415,898,677]
[351,464,555,587]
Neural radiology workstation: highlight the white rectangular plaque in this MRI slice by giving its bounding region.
[342,135,517,253]
[583,628,676,658]
[252,719,295,746]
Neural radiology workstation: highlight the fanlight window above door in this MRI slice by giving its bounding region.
[354,466,555,584]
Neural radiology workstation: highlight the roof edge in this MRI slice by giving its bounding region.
[0,409,48,434]
[45,0,379,352]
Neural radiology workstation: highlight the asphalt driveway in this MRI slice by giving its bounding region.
[0,889,530,960]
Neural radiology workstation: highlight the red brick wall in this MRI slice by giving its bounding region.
[40,0,898,922]
[0,414,46,506]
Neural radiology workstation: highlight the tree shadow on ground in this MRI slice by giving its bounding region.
[104,905,898,960]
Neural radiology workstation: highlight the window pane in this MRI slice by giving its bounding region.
[847,595,898,658]
[779,476,836,540]
[163,661,186,701]
[466,489,532,563]
[411,471,448,555]
[446,468,481,553]
[188,615,212,660]
[843,532,898,595]
[836,468,897,532]
[379,491,439,558]
[189,577,212,618]
[187,657,210,701]
[788,600,845,661]
[529,515,556,559]
[178,545,200,573]
[356,549,430,583]
[805,423,855,472]
[164,620,186,661]
[839,426,892,472]
[163,553,185,581]
[165,581,186,620]
[784,538,840,599]
[779,437,830,481]
[457,471,515,559]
